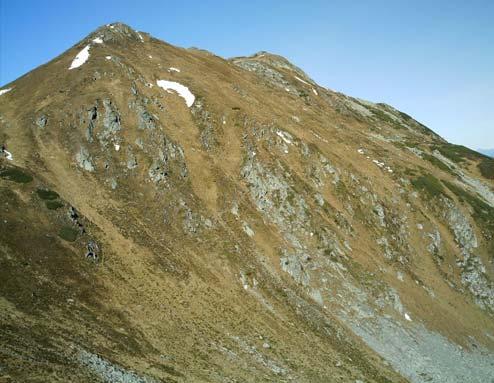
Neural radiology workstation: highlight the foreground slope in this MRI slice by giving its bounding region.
[1,23,493,382]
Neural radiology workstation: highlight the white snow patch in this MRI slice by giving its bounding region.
[357,148,365,155]
[404,313,412,321]
[168,67,180,73]
[276,130,292,145]
[372,159,385,168]
[3,150,13,161]
[137,33,144,42]
[0,88,12,96]
[312,88,318,96]
[114,144,120,151]
[370,158,393,173]
[148,55,153,59]
[242,222,255,237]
[105,56,112,60]
[69,45,91,70]
[156,80,195,107]
[92,37,103,44]
[285,88,290,92]
[294,75,309,85]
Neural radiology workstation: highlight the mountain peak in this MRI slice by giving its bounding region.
[231,51,315,85]
[1,22,494,383]
[88,22,146,44]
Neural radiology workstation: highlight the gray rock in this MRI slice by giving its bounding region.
[427,229,442,257]
[345,314,494,383]
[441,196,494,311]
[136,104,156,130]
[315,193,325,206]
[127,153,138,169]
[86,106,97,142]
[36,115,47,129]
[85,240,99,261]
[373,204,386,227]
[76,147,94,172]
[98,99,121,146]
[78,349,157,383]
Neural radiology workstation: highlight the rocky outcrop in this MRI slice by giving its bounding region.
[98,99,121,147]
[441,196,494,311]
[75,146,94,172]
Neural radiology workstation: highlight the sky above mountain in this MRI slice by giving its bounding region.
[1,0,493,149]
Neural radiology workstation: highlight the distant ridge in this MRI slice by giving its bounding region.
[478,148,494,157]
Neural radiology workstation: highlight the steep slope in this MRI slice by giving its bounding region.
[0,23,493,383]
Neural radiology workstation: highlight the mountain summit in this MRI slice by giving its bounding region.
[1,23,494,382]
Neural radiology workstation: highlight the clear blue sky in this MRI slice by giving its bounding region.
[1,0,493,149]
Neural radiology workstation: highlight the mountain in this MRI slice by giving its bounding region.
[478,148,494,158]
[1,23,493,382]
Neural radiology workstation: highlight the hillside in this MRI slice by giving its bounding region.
[0,23,493,383]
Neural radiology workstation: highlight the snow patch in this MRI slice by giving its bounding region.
[373,159,385,168]
[92,37,103,44]
[372,158,393,173]
[0,88,12,96]
[156,80,195,107]
[114,144,120,151]
[404,313,412,321]
[312,88,318,96]
[294,75,309,85]
[148,55,152,59]
[276,130,293,145]
[357,148,365,155]
[105,56,112,60]
[69,45,91,70]
[168,67,180,73]
[242,222,255,237]
[137,33,144,42]
[3,150,13,161]
[397,272,404,282]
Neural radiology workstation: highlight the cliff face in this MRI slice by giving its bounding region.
[1,22,493,383]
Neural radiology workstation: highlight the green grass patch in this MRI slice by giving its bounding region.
[58,226,78,242]
[411,174,445,198]
[371,108,405,130]
[442,180,494,232]
[421,153,454,174]
[478,157,494,179]
[0,168,33,183]
[45,200,64,210]
[36,188,60,200]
